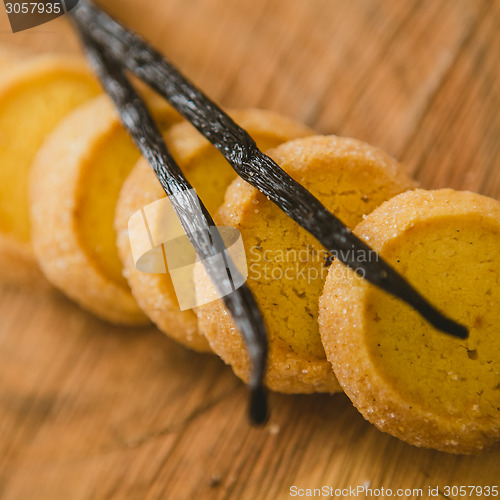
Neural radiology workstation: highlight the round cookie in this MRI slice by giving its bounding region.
[0,55,100,286]
[115,109,314,351]
[30,94,179,325]
[319,189,500,453]
[195,135,417,393]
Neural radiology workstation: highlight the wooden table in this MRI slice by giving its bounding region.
[1,1,499,498]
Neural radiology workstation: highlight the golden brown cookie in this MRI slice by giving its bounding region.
[195,135,417,393]
[319,189,500,453]
[115,109,314,350]
[0,55,100,286]
[30,94,179,325]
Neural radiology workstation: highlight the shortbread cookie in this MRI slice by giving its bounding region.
[115,109,314,350]
[0,55,100,286]
[319,189,500,453]
[195,135,417,393]
[30,94,179,325]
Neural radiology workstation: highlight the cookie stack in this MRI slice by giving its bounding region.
[1,52,498,454]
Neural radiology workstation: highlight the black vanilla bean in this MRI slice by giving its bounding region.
[70,19,268,425]
[70,1,468,340]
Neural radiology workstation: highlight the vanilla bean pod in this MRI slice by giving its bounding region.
[71,19,268,424]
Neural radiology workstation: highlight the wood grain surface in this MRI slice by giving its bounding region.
[1,1,499,498]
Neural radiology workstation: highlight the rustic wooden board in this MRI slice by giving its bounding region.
[1,1,499,498]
